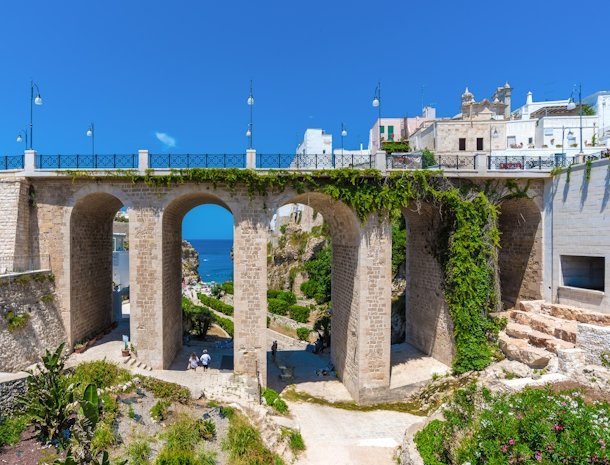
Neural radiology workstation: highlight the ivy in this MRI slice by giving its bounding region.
[585,158,592,182]
[63,168,513,373]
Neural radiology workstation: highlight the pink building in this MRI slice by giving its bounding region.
[369,107,435,153]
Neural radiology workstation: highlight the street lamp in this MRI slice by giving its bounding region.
[372,82,381,152]
[16,129,28,148]
[29,80,43,150]
[86,123,95,156]
[341,123,347,154]
[247,80,254,149]
[567,83,583,153]
[489,126,498,156]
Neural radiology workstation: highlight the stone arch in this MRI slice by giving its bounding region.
[497,197,543,309]
[160,190,234,368]
[402,202,454,366]
[68,191,124,345]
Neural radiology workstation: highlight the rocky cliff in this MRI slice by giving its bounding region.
[182,240,200,285]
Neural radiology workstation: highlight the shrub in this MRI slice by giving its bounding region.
[126,437,151,465]
[223,412,284,464]
[0,415,28,448]
[214,315,234,338]
[91,422,116,454]
[198,294,233,316]
[414,385,610,465]
[221,281,234,295]
[163,414,200,451]
[154,448,198,465]
[183,302,214,338]
[421,148,436,168]
[267,290,297,305]
[5,310,30,332]
[296,327,310,341]
[288,305,310,323]
[301,244,331,304]
[70,360,132,393]
[196,418,216,441]
[141,377,191,404]
[150,400,171,422]
[268,298,289,316]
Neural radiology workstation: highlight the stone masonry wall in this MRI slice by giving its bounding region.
[498,197,543,309]
[0,271,66,371]
[403,203,454,366]
[0,178,30,268]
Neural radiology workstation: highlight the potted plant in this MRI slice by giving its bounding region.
[121,335,130,357]
[74,341,87,354]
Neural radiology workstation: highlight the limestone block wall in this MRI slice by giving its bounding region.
[0,178,30,266]
[498,197,543,309]
[403,203,454,366]
[0,271,66,371]
[546,158,610,313]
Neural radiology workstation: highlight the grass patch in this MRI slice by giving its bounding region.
[5,310,30,332]
[70,360,132,393]
[223,411,285,465]
[281,427,305,455]
[125,437,152,465]
[141,376,191,403]
[262,388,289,414]
[0,415,28,447]
[150,400,171,422]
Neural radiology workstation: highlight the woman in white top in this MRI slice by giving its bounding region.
[187,352,199,371]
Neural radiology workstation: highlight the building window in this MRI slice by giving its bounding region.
[561,255,605,291]
[459,138,466,151]
[507,136,516,147]
[528,137,533,144]
[476,138,484,151]
[388,125,394,141]
[380,125,385,134]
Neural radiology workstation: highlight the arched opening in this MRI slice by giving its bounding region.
[401,203,454,376]
[69,192,126,346]
[497,198,543,309]
[162,193,235,372]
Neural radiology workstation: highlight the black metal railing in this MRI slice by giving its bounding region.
[148,153,246,169]
[386,154,423,170]
[256,153,373,170]
[0,254,50,275]
[37,154,137,169]
[488,154,578,170]
[0,154,24,170]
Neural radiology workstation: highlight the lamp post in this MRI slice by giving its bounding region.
[29,80,43,150]
[566,83,583,153]
[86,123,95,156]
[372,82,381,152]
[489,125,498,156]
[247,80,254,149]
[341,123,347,154]
[16,129,28,149]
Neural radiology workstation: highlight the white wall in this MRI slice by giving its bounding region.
[112,251,129,290]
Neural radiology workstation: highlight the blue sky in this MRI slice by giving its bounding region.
[1,0,608,238]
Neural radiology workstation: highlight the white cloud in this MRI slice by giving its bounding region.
[155,132,176,148]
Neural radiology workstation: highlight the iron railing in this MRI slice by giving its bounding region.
[0,155,24,170]
[488,154,578,171]
[37,154,137,169]
[148,153,246,169]
[256,153,373,170]
[0,255,50,275]
[386,154,423,170]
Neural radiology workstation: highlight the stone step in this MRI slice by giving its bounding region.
[122,356,131,364]
[499,333,553,368]
[505,322,531,339]
[526,329,575,354]
[129,358,137,366]
[518,300,545,313]
[541,303,610,327]
[510,311,577,343]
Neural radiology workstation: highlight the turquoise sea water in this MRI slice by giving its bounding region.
[187,239,233,284]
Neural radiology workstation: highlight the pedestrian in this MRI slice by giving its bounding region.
[200,349,211,372]
[271,340,278,361]
[186,352,199,371]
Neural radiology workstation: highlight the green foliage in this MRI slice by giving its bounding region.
[19,343,74,443]
[0,415,28,447]
[586,158,593,182]
[296,327,310,341]
[163,414,200,451]
[313,310,331,348]
[268,298,289,316]
[221,281,233,295]
[195,418,216,440]
[262,388,289,414]
[141,377,191,404]
[582,104,595,116]
[267,289,297,305]
[41,293,55,303]
[154,449,199,465]
[601,352,610,369]
[183,298,214,338]
[288,305,311,323]
[197,294,234,316]
[421,148,437,169]
[90,423,115,455]
[214,315,234,337]
[567,164,572,183]
[5,310,30,332]
[150,400,171,422]
[279,224,287,235]
[126,437,151,465]
[223,411,284,465]
[382,141,410,153]
[391,209,406,276]
[283,428,306,455]
[70,360,132,394]
[415,385,610,465]
[301,244,331,304]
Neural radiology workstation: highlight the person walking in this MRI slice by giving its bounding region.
[271,340,278,362]
[186,352,199,371]
[200,349,211,372]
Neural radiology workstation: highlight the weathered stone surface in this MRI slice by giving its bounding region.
[0,271,66,372]
[181,240,200,286]
[505,322,531,339]
[542,304,610,326]
[557,348,585,374]
[499,333,552,368]
[0,374,27,415]
[519,300,545,313]
[576,323,610,365]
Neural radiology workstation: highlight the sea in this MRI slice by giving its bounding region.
[187,239,234,284]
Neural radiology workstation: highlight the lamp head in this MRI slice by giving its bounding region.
[246,128,252,137]
[34,95,43,106]
[16,135,22,143]
[341,129,347,137]
[86,128,93,137]
[372,97,380,108]
[247,96,254,106]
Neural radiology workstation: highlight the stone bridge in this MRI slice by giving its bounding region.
[0,152,549,402]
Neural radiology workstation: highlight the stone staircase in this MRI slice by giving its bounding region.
[122,355,153,371]
[499,301,578,368]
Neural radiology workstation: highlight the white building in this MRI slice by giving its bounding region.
[293,129,334,169]
[112,232,129,291]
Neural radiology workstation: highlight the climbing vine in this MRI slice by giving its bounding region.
[585,159,592,182]
[64,168,523,373]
